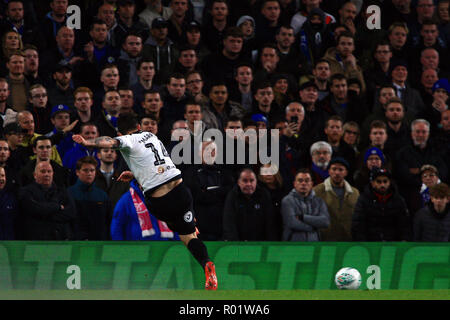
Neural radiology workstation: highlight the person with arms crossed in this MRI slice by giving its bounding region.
[72,113,217,290]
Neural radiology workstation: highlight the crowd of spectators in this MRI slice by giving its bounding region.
[0,0,449,242]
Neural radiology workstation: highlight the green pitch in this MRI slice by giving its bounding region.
[0,290,448,300]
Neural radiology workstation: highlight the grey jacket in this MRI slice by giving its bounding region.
[281,189,330,241]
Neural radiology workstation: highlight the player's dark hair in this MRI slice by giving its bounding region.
[118,113,139,134]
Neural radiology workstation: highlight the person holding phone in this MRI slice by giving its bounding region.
[277,101,312,169]
[282,102,313,149]
[284,102,304,138]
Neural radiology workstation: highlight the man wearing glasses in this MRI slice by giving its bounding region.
[419,164,441,208]
[185,71,208,107]
[28,84,52,134]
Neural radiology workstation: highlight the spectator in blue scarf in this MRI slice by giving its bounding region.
[309,141,332,185]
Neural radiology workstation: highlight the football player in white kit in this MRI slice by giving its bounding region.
[73,113,218,290]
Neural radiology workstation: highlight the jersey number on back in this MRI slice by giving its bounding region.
[145,142,168,166]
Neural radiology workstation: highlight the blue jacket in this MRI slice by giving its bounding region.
[63,144,99,183]
[47,128,76,159]
[68,179,112,240]
[111,180,179,241]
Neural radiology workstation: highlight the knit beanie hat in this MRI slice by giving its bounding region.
[364,147,385,165]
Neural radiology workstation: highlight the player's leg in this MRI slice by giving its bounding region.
[179,232,209,267]
[179,232,217,291]
[146,182,218,290]
[176,185,218,290]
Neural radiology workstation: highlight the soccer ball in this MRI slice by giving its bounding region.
[335,267,362,290]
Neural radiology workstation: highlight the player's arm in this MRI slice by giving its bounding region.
[73,135,120,149]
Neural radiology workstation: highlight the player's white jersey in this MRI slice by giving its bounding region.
[115,131,181,193]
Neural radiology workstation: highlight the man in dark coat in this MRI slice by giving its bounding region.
[352,168,411,241]
[18,161,77,240]
[395,119,448,213]
[223,167,278,241]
